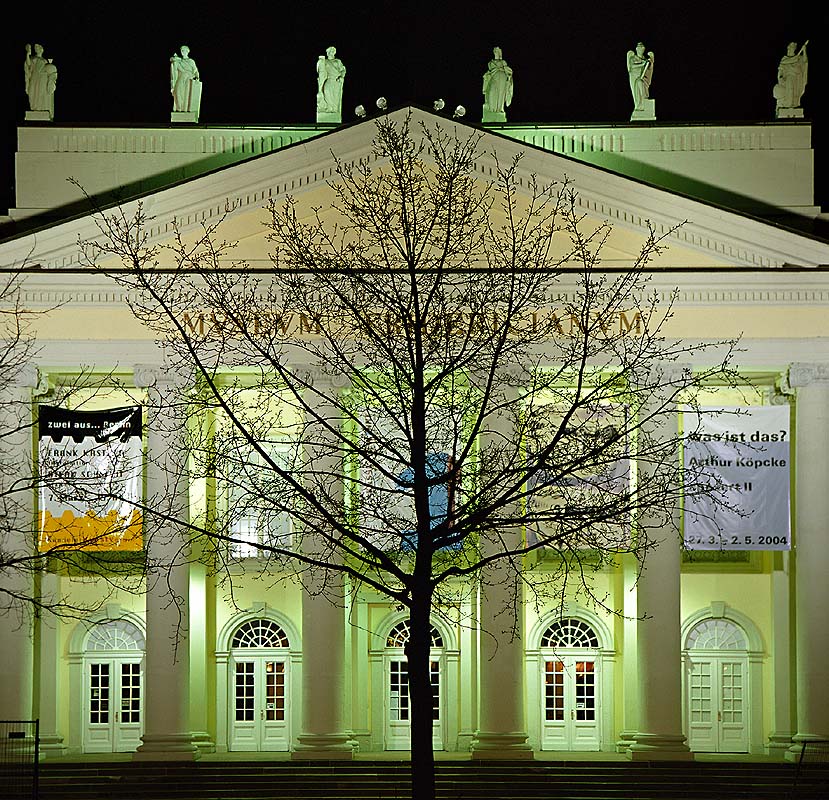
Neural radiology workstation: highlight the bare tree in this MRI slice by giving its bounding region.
[83,116,739,800]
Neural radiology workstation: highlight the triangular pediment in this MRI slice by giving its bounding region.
[2,106,828,273]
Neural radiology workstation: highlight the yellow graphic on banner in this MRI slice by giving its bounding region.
[37,509,143,552]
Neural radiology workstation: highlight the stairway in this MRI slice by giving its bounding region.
[37,759,829,800]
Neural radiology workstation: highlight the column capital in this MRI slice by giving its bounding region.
[633,362,693,390]
[133,363,191,391]
[8,363,40,390]
[788,362,829,389]
[298,365,351,390]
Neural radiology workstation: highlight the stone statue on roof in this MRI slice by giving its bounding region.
[24,43,57,121]
[170,45,201,123]
[482,46,513,123]
[316,46,346,124]
[627,42,655,121]
[773,41,808,119]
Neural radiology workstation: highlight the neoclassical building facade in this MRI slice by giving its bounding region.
[0,107,828,762]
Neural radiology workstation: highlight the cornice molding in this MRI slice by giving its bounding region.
[16,270,829,310]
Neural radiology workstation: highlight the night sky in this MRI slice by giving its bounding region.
[1,1,826,216]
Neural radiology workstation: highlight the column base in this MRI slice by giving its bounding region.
[292,733,354,760]
[471,731,533,760]
[38,733,67,760]
[767,731,794,759]
[785,733,829,762]
[615,730,637,753]
[134,734,200,761]
[628,733,693,761]
[191,731,215,754]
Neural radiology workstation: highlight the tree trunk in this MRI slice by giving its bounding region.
[406,588,436,800]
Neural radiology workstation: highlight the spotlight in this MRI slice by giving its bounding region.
[354,105,366,118]
[376,97,388,111]
[453,105,466,119]
[433,99,445,112]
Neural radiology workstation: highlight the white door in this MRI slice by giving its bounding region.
[385,658,442,750]
[541,656,600,751]
[84,659,143,752]
[687,655,749,753]
[230,656,290,751]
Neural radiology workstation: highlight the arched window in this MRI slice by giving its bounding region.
[386,619,444,648]
[231,619,290,648]
[685,618,747,650]
[86,619,145,651]
[540,618,599,648]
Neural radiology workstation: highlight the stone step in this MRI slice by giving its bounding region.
[35,760,829,800]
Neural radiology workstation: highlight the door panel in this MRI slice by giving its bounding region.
[541,656,600,751]
[84,659,142,752]
[687,656,748,753]
[230,656,290,751]
[115,662,143,750]
[385,658,442,750]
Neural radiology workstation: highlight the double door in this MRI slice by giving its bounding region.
[84,659,142,752]
[230,655,290,751]
[541,656,600,750]
[686,656,749,752]
[386,658,442,750]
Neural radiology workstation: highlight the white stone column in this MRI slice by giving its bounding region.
[629,392,691,761]
[786,364,829,758]
[293,575,352,757]
[0,366,38,723]
[471,384,531,759]
[133,365,199,761]
[470,557,532,759]
[293,375,352,758]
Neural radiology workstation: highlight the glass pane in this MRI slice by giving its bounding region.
[231,619,290,648]
[389,661,409,722]
[120,662,141,724]
[575,661,596,721]
[90,662,110,724]
[235,662,256,721]
[545,660,565,721]
[430,660,440,721]
[541,618,600,648]
[265,661,285,721]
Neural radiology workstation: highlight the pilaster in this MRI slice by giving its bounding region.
[616,553,639,752]
[36,572,67,757]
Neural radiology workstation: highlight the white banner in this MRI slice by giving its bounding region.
[38,406,143,552]
[683,406,790,550]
